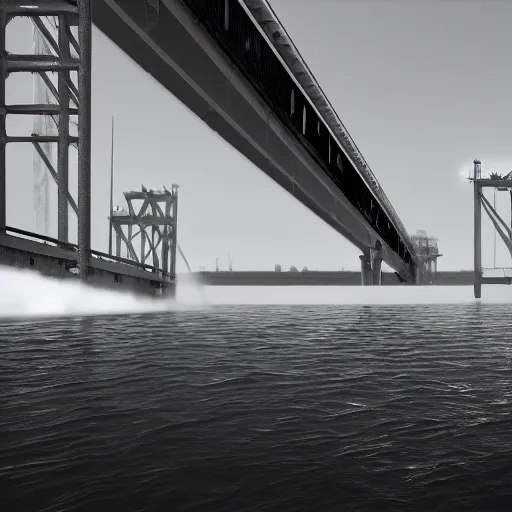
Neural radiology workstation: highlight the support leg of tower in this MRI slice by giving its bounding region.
[474,166,482,299]
[77,0,92,280]
[0,4,6,234]
[359,254,372,286]
[115,231,121,258]
[57,14,70,242]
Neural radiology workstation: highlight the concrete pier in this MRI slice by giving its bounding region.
[371,241,383,286]
[359,254,372,286]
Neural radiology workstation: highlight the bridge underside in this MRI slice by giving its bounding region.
[93,0,413,281]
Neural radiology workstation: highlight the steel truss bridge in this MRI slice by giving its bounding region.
[1,0,420,285]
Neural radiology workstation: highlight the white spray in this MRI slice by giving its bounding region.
[0,266,209,319]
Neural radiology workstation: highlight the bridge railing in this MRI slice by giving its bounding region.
[4,226,173,277]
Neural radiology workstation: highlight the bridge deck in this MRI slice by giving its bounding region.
[93,0,414,279]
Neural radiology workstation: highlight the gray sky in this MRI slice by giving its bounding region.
[5,0,512,272]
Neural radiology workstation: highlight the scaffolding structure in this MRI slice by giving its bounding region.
[410,230,442,284]
[470,159,512,298]
[0,1,92,277]
[110,185,179,276]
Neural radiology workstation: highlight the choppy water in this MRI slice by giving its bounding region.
[2,304,512,511]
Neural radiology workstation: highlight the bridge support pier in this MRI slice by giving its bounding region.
[371,255,382,286]
[414,263,421,285]
[359,254,372,286]
[371,241,383,286]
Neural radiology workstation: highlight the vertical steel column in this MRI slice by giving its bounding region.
[493,188,497,268]
[474,159,482,299]
[58,14,70,242]
[108,117,114,255]
[161,195,170,273]
[161,225,169,272]
[77,0,92,279]
[0,4,6,234]
[140,226,146,264]
[115,231,121,257]
[170,186,178,277]
[128,223,132,257]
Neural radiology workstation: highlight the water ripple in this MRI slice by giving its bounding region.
[2,304,512,511]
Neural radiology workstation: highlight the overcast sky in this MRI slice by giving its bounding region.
[5,0,512,273]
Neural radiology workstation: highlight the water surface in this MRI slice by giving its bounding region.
[2,304,512,511]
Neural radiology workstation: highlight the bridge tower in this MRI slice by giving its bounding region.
[470,159,512,299]
[0,1,92,277]
[110,185,179,278]
[410,230,442,285]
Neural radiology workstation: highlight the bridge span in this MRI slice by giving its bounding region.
[92,0,417,282]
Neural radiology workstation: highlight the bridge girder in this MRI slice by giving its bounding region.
[92,0,415,281]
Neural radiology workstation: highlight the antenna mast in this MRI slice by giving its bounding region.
[108,116,115,255]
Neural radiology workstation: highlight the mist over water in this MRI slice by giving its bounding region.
[0,266,208,319]
[2,302,512,511]
[2,266,512,320]
[2,266,512,512]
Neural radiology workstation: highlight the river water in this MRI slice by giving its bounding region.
[2,284,512,511]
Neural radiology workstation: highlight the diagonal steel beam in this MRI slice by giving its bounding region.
[481,194,512,258]
[66,22,80,57]
[32,17,61,57]
[32,19,79,106]
[481,192,511,238]
[38,70,60,102]
[32,141,78,215]
[113,224,139,262]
